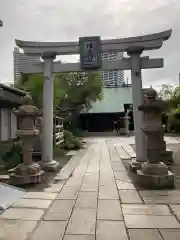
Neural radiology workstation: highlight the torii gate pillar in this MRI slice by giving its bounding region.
[41,53,59,171]
[128,47,147,165]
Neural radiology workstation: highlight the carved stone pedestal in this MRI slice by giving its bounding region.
[9,163,44,185]
[136,162,174,189]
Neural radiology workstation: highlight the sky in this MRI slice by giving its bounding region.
[0,0,180,88]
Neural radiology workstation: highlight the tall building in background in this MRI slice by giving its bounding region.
[13,47,40,83]
[101,52,124,87]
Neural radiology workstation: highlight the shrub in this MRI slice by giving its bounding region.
[64,130,74,142]
[62,130,82,150]
[168,109,180,133]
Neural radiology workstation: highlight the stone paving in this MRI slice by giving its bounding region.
[1,137,180,239]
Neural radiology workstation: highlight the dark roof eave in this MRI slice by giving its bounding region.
[0,84,27,96]
[0,97,22,106]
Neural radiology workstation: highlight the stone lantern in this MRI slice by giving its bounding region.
[9,95,44,185]
[136,88,174,189]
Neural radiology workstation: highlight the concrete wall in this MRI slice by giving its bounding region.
[0,108,17,141]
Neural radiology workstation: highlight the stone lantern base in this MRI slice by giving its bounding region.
[159,150,174,165]
[130,160,144,173]
[136,162,175,189]
[40,160,60,172]
[9,162,44,186]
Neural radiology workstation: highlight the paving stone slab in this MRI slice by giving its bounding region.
[80,182,98,192]
[119,190,144,203]
[75,192,97,208]
[139,190,180,197]
[66,208,96,235]
[12,198,52,209]
[0,208,44,221]
[99,185,119,200]
[55,148,87,181]
[116,180,135,190]
[30,221,67,240]
[56,187,79,200]
[169,205,180,221]
[64,235,95,240]
[128,229,163,240]
[55,172,72,181]
[84,172,99,179]
[44,200,75,221]
[111,162,126,172]
[23,192,57,200]
[64,179,82,188]
[139,190,180,204]
[124,215,180,228]
[86,165,99,173]
[160,229,180,240]
[96,220,128,240]
[83,176,99,185]
[0,219,37,240]
[97,200,123,220]
[115,146,131,160]
[108,147,122,162]
[44,182,65,193]
[0,183,26,211]
[100,172,114,179]
[99,178,116,187]
[114,171,131,182]
[122,144,136,158]
[122,204,171,215]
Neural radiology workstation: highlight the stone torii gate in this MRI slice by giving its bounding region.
[15,29,172,171]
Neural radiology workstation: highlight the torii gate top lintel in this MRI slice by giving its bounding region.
[15,29,172,56]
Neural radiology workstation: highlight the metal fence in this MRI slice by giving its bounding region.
[54,116,64,146]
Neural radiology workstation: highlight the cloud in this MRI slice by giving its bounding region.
[0,0,179,87]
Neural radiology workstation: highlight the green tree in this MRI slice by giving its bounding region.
[158,84,173,100]
[169,86,180,109]
[15,71,103,112]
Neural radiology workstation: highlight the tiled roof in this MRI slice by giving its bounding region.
[82,87,132,113]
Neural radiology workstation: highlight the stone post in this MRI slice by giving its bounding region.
[41,53,59,171]
[124,116,130,136]
[127,46,147,169]
[136,89,174,189]
[9,95,44,185]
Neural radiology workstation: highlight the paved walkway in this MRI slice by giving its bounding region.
[1,137,180,239]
